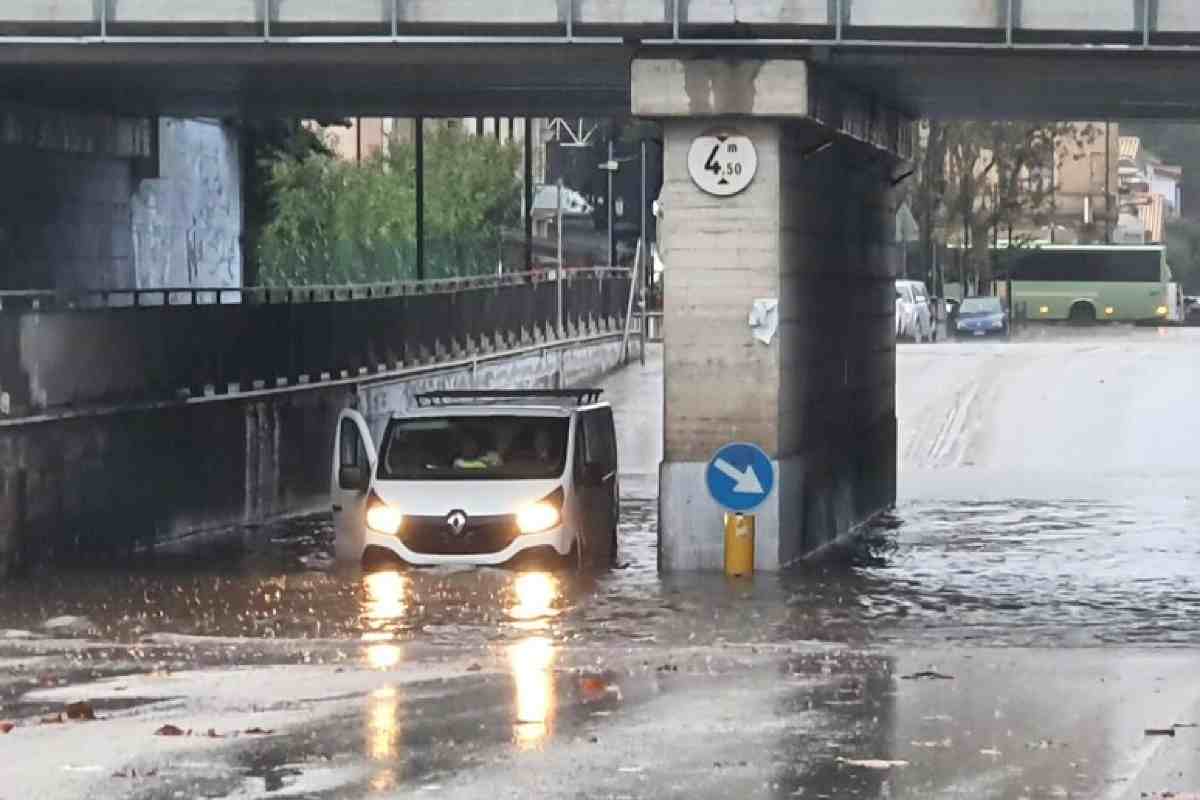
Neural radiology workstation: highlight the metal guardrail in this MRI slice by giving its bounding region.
[0,0,1195,50]
[0,269,632,418]
[0,267,629,312]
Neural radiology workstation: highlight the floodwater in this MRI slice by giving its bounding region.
[1,331,1198,799]
[1,494,1197,650]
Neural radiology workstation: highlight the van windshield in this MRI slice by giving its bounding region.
[378,416,569,480]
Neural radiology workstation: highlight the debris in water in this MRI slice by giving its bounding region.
[899,670,954,680]
[837,757,910,769]
[910,738,952,749]
[65,701,96,721]
[154,724,186,736]
[42,616,93,635]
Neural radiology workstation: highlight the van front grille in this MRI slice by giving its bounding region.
[400,515,520,556]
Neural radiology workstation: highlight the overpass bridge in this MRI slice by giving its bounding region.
[4,1,1200,118]
[6,1,1200,572]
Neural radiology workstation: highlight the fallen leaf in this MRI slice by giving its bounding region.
[154,724,186,736]
[65,701,96,721]
[244,727,275,735]
[0,721,14,734]
[837,757,910,769]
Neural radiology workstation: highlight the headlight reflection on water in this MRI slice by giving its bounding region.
[510,572,559,622]
[363,570,408,626]
[508,636,556,749]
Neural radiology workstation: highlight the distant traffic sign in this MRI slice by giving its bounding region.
[705,442,775,513]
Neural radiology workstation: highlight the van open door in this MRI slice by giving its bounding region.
[331,409,377,562]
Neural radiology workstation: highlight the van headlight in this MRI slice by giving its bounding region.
[516,488,564,534]
[517,503,560,534]
[366,494,403,535]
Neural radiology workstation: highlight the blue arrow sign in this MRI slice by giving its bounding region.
[705,442,775,513]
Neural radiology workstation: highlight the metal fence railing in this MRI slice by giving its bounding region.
[0,267,629,312]
[0,269,631,416]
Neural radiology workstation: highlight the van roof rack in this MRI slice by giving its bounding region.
[415,389,604,408]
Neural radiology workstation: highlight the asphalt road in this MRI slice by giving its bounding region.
[1,330,1198,800]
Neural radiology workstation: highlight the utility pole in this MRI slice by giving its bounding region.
[607,138,616,267]
[524,118,533,271]
[416,116,425,281]
[556,177,564,338]
[1105,121,1112,244]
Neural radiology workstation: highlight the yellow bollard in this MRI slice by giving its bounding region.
[724,513,755,577]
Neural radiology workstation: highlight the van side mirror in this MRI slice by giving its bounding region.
[339,465,369,492]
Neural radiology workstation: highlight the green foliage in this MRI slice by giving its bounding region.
[242,119,340,285]
[257,127,522,286]
[908,120,1099,290]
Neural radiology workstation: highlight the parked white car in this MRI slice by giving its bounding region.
[896,279,935,342]
[332,390,619,570]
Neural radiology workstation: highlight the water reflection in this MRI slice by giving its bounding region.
[510,572,559,624]
[366,686,402,761]
[366,643,403,670]
[508,636,556,748]
[363,570,408,629]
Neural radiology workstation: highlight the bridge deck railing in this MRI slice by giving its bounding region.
[2,2,1198,48]
[0,268,631,417]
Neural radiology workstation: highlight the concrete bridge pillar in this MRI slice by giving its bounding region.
[633,59,906,571]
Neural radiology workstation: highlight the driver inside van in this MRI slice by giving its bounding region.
[453,434,502,471]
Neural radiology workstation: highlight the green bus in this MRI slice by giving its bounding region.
[1005,245,1180,324]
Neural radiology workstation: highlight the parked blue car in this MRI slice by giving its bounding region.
[952,296,1009,339]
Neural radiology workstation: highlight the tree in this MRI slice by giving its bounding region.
[907,120,1099,293]
[239,118,342,285]
[256,127,522,286]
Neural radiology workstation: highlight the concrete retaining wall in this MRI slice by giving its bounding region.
[0,110,241,296]
[0,335,624,576]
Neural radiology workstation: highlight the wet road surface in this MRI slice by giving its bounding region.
[1,330,1199,799]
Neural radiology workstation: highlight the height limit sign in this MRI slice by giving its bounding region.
[687,131,758,197]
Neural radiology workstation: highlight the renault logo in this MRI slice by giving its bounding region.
[446,510,468,535]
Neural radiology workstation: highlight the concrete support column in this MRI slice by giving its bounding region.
[634,59,902,571]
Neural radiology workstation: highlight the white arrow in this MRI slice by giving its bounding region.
[713,459,764,495]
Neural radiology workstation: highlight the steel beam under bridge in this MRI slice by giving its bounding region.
[7,2,1200,118]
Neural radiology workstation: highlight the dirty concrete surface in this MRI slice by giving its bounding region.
[1,329,1199,799]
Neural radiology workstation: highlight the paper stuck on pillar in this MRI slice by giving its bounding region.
[749,299,779,344]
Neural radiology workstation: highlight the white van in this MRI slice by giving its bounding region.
[332,390,619,570]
